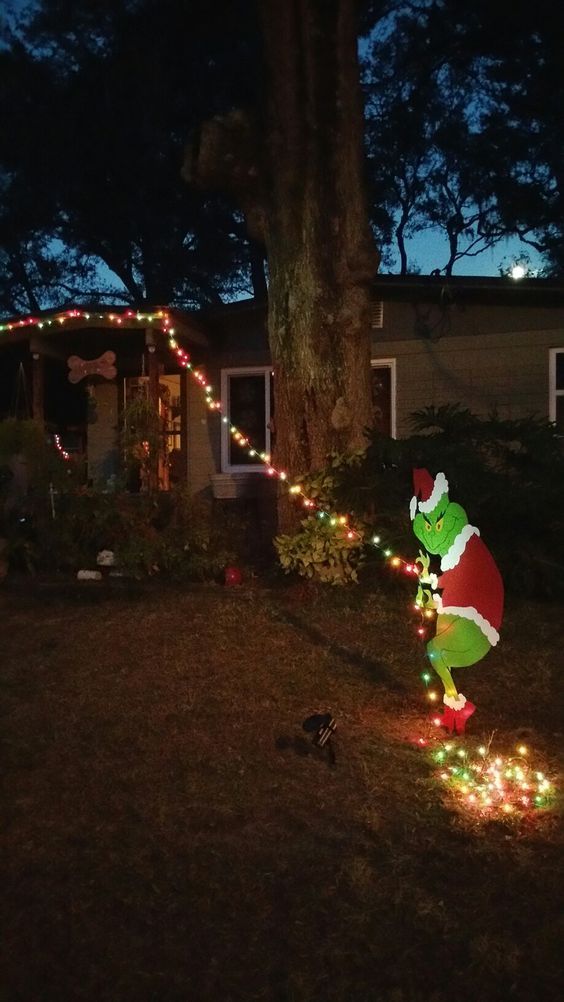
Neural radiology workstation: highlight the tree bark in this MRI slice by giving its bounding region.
[184,1,379,531]
[258,0,379,528]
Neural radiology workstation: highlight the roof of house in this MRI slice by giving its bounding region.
[371,274,564,306]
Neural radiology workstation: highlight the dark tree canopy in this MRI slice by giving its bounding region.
[0,0,263,314]
[364,0,564,274]
[0,0,562,317]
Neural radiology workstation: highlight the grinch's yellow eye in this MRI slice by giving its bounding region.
[424,520,431,532]
[436,517,444,532]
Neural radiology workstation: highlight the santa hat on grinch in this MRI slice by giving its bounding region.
[410,469,449,521]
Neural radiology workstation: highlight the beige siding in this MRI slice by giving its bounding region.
[371,328,564,437]
[185,378,217,496]
[185,297,564,486]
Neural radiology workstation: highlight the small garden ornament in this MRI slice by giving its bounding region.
[411,469,504,734]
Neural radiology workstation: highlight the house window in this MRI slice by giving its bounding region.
[370,358,396,438]
[221,367,272,471]
[549,349,564,433]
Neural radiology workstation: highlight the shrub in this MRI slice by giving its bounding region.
[276,515,364,585]
[275,406,564,596]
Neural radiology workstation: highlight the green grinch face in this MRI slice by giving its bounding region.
[413,497,468,557]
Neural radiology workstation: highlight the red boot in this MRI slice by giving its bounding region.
[453,700,476,735]
[438,701,456,733]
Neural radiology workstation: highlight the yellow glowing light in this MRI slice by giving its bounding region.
[390,556,401,567]
[289,485,301,494]
[510,263,527,280]
[478,746,487,756]
[502,803,514,814]
[424,609,435,619]
[428,691,438,702]
[517,745,528,756]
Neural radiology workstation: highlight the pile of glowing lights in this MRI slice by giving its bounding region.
[427,739,555,817]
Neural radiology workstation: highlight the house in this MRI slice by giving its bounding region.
[0,276,563,498]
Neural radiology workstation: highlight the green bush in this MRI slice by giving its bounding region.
[275,406,564,596]
[0,418,246,582]
[275,451,366,585]
[276,514,364,585]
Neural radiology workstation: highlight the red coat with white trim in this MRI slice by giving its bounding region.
[437,531,504,644]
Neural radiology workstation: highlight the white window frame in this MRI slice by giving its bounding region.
[220,366,272,472]
[549,348,564,430]
[370,357,397,438]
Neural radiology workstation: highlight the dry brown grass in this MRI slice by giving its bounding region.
[0,577,562,1002]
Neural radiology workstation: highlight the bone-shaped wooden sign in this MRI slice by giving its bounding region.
[67,350,117,384]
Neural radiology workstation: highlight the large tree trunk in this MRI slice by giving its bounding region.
[258,0,379,528]
[184,1,378,531]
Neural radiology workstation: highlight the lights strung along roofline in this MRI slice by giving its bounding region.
[0,306,170,334]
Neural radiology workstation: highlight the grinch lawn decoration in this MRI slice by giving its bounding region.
[411,469,504,734]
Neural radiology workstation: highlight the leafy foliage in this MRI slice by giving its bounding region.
[2,0,562,314]
[119,395,162,492]
[276,516,363,586]
[0,416,243,579]
[364,0,564,274]
[276,406,564,595]
[0,0,262,313]
[1,484,242,581]
[275,452,366,585]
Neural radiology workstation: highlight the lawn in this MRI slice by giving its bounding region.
[0,578,562,1002]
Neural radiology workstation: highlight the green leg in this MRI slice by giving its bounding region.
[426,614,491,699]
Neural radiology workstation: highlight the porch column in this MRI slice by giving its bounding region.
[30,350,45,428]
[179,369,188,482]
[146,327,160,490]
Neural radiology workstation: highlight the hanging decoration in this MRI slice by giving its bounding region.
[410,468,504,734]
[67,350,117,383]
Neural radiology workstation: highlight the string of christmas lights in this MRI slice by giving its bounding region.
[427,739,555,818]
[53,434,70,461]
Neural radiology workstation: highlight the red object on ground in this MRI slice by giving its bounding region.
[224,566,242,586]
